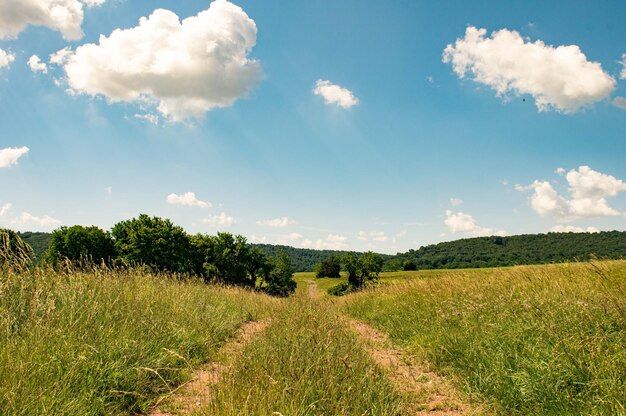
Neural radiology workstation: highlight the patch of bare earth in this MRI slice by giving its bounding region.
[348,319,475,416]
[148,319,270,416]
[305,280,318,299]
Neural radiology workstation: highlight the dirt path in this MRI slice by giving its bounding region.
[305,278,473,415]
[348,318,472,415]
[304,279,318,299]
[148,319,270,416]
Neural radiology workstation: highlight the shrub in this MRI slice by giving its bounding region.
[315,255,341,278]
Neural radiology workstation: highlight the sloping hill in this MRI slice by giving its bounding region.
[391,231,626,270]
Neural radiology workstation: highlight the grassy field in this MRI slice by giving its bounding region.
[344,261,626,415]
[0,268,278,415]
[201,285,403,416]
[2,262,624,415]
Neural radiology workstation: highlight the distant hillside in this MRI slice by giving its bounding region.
[391,231,626,270]
[17,232,52,263]
[16,230,626,271]
[251,244,390,272]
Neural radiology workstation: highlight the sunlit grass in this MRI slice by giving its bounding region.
[345,261,626,415]
[0,268,278,415]
[201,288,402,415]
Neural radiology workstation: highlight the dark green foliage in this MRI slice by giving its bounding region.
[315,255,341,278]
[16,232,50,264]
[402,259,417,271]
[191,232,270,288]
[0,229,33,270]
[327,282,353,297]
[43,225,116,266]
[111,214,194,274]
[343,251,383,288]
[390,231,626,270]
[263,251,297,297]
[383,259,402,272]
[251,244,390,272]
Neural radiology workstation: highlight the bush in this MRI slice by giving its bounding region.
[263,251,297,297]
[315,255,341,278]
[327,282,352,296]
[402,259,417,271]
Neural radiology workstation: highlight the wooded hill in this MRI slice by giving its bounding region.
[390,231,626,270]
[18,230,626,272]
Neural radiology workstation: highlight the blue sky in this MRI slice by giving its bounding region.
[0,0,625,253]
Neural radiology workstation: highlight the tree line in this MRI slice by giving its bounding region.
[7,214,297,297]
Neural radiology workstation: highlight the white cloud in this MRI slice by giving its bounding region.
[166,192,211,208]
[0,146,29,168]
[613,97,626,110]
[256,217,296,227]
[11,212,61,230]
[518,166,626,221]
[104,186,112,196]
[28,55,48,74]
[443,26,615,113]
[358,231,388,243]
[277,232,304,245]
[551,225,599,233]
[249,235,267,244]
[450,197,463,206]
[312,234,349,250]
[555,167,566,175]
[0,203,12,217]
[62,0,262,122]
[313,79,359,109]
[134,113,159,125]
[620,53,626,80]
[0,0,104,41]
[279,232,349,250]
[201,212,236,227]
[0,48,15,68]
[445,210,506,237]
[49,47,73,66]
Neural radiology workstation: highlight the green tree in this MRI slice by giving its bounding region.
[264,250,297,296]
[343,253,361,287]
[111,214,193,274]
[402,259,417,271]
[192,232,270,288]
[43,225,116,267]
[315,255,341,278]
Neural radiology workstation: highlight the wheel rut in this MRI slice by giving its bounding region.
[148,319,270,416]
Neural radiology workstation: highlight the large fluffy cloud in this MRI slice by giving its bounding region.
[313,80,359,109]
[443,26,615,112]
[445,210,506,237]
[517,166,626,221]
[0,146,29,168]
[166,192,211,208]
[61,0,263,121]
[0,48,15,69]
[0,0,103,41]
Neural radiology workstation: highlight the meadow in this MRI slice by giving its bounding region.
[345,261,626,415]
[1,261,624,415]
[0,267,278,415]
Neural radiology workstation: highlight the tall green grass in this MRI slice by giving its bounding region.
[202,290,402,415]
[345,261,626,415]
[0,268,278,415]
